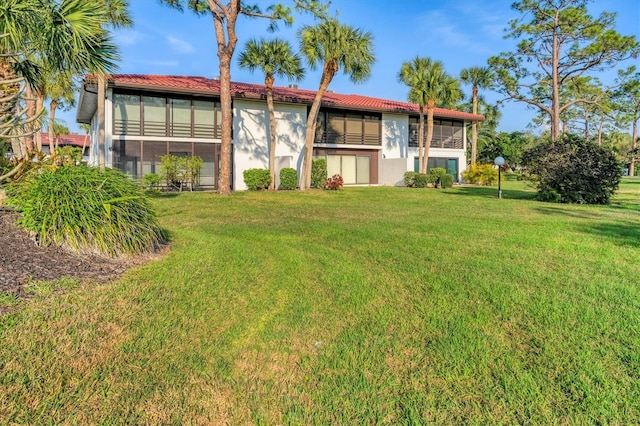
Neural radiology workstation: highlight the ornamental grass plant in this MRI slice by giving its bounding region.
[6,165,166,256]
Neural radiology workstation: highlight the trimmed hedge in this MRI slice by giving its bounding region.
[440,174,454,189]
[311,158,327,189]
[279,167,297,190]
[404,171,418,187]
[243,168,271,191]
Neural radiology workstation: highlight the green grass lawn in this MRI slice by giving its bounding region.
[1,180,639,424]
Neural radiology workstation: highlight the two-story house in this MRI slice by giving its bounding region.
[76,75,483,189]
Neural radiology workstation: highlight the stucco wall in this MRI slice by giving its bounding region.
[87,89,113,169]
[233,100,307,190]
[381,113,409,159]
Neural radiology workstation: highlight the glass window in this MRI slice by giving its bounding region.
[194,143,216,188]
[142,141,167,176]
[113,94,140,135]
[170,99,191,137]
[364,118,379,145]
[143,96,166,136]
[326,155,341,177]
[327,113,344,144]
[345,115,361,144]
[194,100,215,137]
[315,112,326,142]
[118,140,141,178]
[341,155,356,184]
[357,156,370,184]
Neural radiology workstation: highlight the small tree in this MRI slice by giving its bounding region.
[522,134,622,204]
[460,66,494,164]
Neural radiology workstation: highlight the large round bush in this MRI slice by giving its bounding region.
[7,165,167,256]
[522,134,622,204]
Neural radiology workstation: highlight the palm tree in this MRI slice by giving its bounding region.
[297,19,375,190]
[238,38,305,190]
[0,0,119,164]
[399,57,461,174]
[398,57,430,173]
[460,66,494,165]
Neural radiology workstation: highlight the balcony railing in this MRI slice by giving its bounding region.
[409,136,464,150]
[114,120,222,139]
[316,132,381,146]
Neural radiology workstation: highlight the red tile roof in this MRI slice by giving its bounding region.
[41,133,88,147]
[101,74,484,122]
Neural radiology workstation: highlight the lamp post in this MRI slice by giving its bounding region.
[494,156,505,199]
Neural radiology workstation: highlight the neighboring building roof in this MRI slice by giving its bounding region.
[77,74,485,123]
[41,133,88,148]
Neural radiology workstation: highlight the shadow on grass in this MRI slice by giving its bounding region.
[446,185,537,200]
[535,205,640,247]
[581,222,640,248]
[534,205,602,220]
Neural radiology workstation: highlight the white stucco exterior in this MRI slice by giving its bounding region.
[381,113,410,160]
[78,75,480,190]
[233,100,307,190]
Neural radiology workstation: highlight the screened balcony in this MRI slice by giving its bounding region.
[314,110,381,146]
[113,93,223,139]
[409,119,464,150]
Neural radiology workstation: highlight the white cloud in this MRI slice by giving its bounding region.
[167,36,195,54]
[113,29,144,46]
[413,9,504,55]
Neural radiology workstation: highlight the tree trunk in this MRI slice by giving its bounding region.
[218,55,233,195]
[97,76,106,171]
[584,107,589,140]
[630,119,637,177]
[471,85,478,164]
[417,106,424,174]
[265,75,277,190]
[35,96,44,152]
[597,119,604,146]
[550,14,561,142]
[49,99,58,156]
[423,99,435,174]
[25,85,35,154]
[300,61,337,190]
[211,1,239,195]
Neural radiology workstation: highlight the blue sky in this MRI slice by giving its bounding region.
[62,0,640,134]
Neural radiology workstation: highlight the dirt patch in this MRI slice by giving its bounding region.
[0,208,164,304]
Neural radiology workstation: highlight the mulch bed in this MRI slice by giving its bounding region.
[0,208,159,307]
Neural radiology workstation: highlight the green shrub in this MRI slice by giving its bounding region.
[440,174,454,189]
[522,134,622,204]
[279,168,297,190]
[6,165,166,256]
[160,155,202,191]
[463,163,499,185]
[243,168,271,191]
[55,146,83,165]
[428,167,447,185]
[403,171,418,187]
[325,174,344,190]
[143,173,162,193]
[311,158,327,189]
[413,173,429,188]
